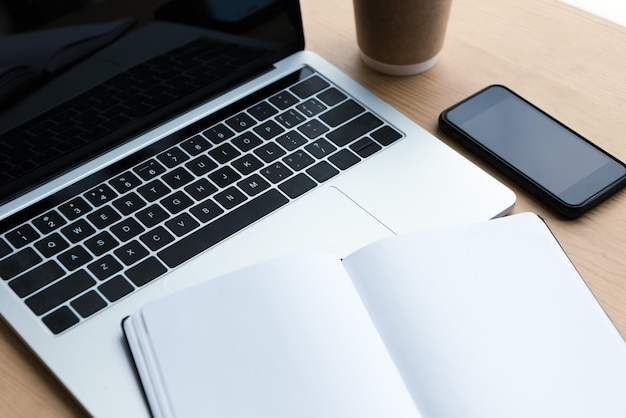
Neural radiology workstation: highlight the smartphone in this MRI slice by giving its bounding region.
[439,85,626,218]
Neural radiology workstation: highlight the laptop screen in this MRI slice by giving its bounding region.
[0,0,304,204]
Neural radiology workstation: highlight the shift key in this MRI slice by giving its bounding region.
[26,270,95,316]
[0,247,42,281]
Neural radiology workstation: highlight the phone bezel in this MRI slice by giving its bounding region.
[438,85,626,218]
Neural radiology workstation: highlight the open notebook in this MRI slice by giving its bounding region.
[124,213,626,418]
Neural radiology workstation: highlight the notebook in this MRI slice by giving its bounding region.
[123,213,626,418]
[0,1,515,416]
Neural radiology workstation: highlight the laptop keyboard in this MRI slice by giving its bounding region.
[0,67,403,334]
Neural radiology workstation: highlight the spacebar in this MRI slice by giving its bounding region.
[158,189,289,268]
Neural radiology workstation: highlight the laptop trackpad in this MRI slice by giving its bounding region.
[164,186,394,293]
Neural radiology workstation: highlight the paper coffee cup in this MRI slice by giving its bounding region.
[353,0,453,75]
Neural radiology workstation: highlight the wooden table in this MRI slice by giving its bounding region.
[1,0,625,415]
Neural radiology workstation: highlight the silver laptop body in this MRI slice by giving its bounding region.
[0,1,514,416]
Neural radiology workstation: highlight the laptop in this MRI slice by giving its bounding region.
[0,0,515,416]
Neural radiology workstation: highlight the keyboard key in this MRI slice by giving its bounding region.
[84,184,118,207]
[84,231,119,256]
[161,191,194,214]
[0,238,10,258]
[136,204,170,228]
[110,218,145,242]
[329,149,361,170]
[9,261,65,297]
[71,290,107,318]
[215,187,247,210]
[351,137,382,158]
[99,276,134,302]
[58,246,93,271]
[109,171,142,194]
[184,178,218,201]
[209,166,241,188]
[158,189,289,268]
[248,101,278,121]
[165,213,200,237]
[32,210,67,235]
[327,113,383,147]
[43,306,79,334]
[277,131,308,151]
[114,240,149,266]
[35,233,70,258]
[279,173,316,198]
[276,109,305,128]
[269,90,299,109]
[112,192,147,215]
[126,257,167,287]
[140,226,175,251]
[185,155,218,176]
[283,150,315,171]
[61,219,96,243]
[261,162,293,184]
[306,161,339,183]
[26,269,95,316]
[180,135,212,156]
[254,143,286,163]
[209,143,241,164]
[371,125,403,146]
[87,206,121,229]
[232,154,264,176]
[225,112,257,132]
[157,146,190,168]
[297,98,326,117]
[232,132,263,152]
[190,199,224,223]
[237,174,270,196]
[134,159,166,181]
[6,224,40,249]
[58,197,92,220]
[298,119,329,139]
[317,87,347,106]
[203,123,234,144]
[253,120,285,140]
[291,75,330,98]
[162,167,195,189]
[138,179,171,202]
[305,138,337,158]
[88,255,123,280]
[319,100,364,127]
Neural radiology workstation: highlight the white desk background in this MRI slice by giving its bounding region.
[561,0,626,26]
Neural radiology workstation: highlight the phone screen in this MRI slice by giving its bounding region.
[441,85,626,215]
